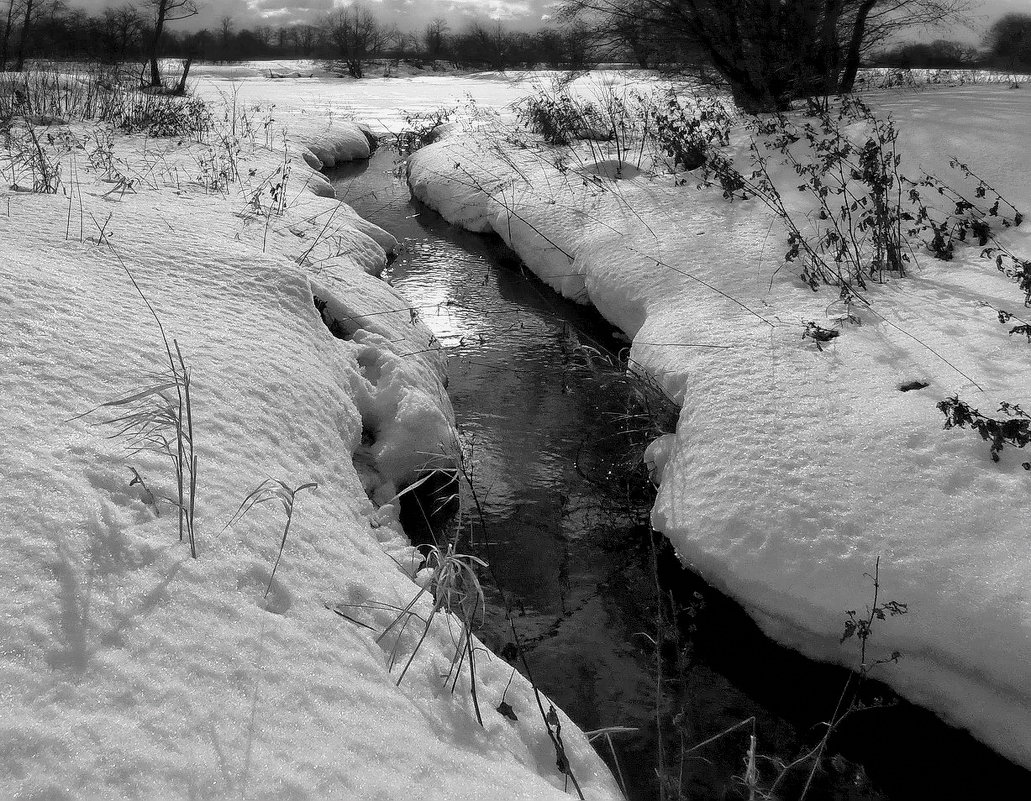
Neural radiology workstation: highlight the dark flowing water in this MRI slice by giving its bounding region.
[329,148,1031,801]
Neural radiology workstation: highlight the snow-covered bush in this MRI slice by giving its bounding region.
[938,397,1031,463]
[0,67,106,125]
[394,105,456,155]
[123,96,211,138]
[907,159,1030,305]
[515,87,602,146]
[1,125,73,192]
[719,96,912,296]
[648,89,733,172]
[0,66,210,137]
[687,96,1031,306]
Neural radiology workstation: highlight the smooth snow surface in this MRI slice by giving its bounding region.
[0,88,620,799]
[407,84,1031,770]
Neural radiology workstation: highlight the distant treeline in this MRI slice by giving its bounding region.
[2,1,1029,76]
[0,2,600,73]
[873,39,1028,71]
[868,13,1030,71]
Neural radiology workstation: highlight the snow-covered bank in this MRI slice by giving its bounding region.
[0,92,620,798]
[861,66,1031,88]
[406,85,1031,771]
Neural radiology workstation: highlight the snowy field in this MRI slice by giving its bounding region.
[401,76,1031,771]
[0,69,622,799]
[3,61,1031,798]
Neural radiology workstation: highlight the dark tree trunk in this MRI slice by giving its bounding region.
[838,0,877,93]
[149,43,161,86]
[816,0,846,91]
[679,0,800,112]
[627,28,650,67]
[149,5,167,87]
[0,0,16,71]
[14,0,33,71]
[173,56,192,94]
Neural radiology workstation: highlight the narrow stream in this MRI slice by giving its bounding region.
[329,148,1031,801]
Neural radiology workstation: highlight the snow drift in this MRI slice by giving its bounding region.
[406,85,1031,771]
[0,106,621,799]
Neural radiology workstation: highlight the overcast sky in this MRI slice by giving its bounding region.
[62,0,1026,43]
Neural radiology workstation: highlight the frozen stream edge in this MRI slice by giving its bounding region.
[404,99,1031,779]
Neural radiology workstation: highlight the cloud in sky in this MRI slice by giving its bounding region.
[59,0,1025,39]
[61,0,555,31]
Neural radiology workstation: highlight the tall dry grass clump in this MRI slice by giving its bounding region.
[0,64,210,136]
[74,267,198,557]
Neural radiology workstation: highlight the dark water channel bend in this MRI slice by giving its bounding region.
[329,148,1031,801]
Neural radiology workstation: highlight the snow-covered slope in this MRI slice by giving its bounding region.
[0,101,620,798]
[406,85,1031,771]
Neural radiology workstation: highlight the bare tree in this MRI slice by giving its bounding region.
[459,20,512,70]
[385,24,414,58]
[100,4,144,63]
[218,14,233,60]
[572,0,665,66]
[253,24,273,48]
[11,0,61,71]
[326,3,385,78]
[295,24,318,57]
[564,0,970,110]
[0,0,24,71]
[984,12,1031,71]
[423,16,448,60]
[147,0,198,87]
[12,0,33,70]
[562,20,595,68]
[839,0,972,91]
[534,22,595,67]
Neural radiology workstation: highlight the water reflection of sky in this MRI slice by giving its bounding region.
[328,152,712,800]
[393,239,563,359]
[393,243,492,348]
[332,152,611,603]
[324,151,922,801]
[396,249,578,514]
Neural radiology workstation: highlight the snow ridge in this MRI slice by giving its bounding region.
[406,89,1031,773]
[0,104,620,799]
